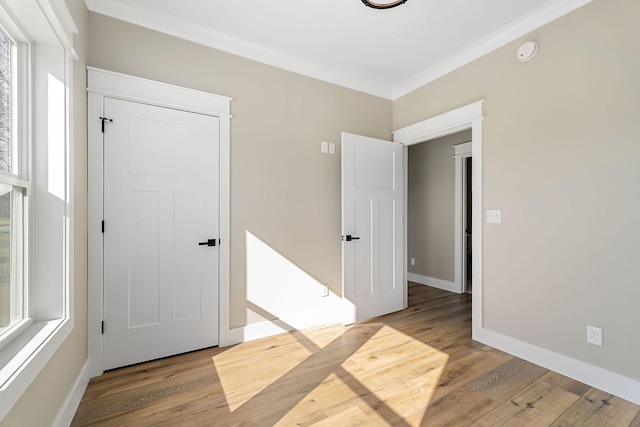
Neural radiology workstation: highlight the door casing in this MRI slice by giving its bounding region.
[87,67,232,377]
[393,100,484,338]
[454,141,472,294]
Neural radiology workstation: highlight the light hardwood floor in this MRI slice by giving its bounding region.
[73,284,640,426]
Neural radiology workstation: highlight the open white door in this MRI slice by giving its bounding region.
[342,132,404,325]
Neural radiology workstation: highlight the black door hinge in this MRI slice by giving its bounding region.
[101,321,104,334]
[101,221,105,233]
[99,116,113,133]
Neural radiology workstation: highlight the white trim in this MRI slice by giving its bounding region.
[86,91,104,378]
[393,102,483,146]
[394,100,484,342]
[454,142,472,294]
[217,114,232,347]
[52,359,90,427]
[474,328,640,406]
[86,0,591,100]
[453,141,471,157]
[407,273,457,294]
[87,68,232,377]
[228,311,342,346]
[84,1,392,99]
[87,67,232,118]
[392,0,594,98]
[402,148,408,309]
[228,323,281,346]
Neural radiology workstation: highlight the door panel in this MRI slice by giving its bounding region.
[378,199,395,292]
[128,190,161,328]
[174,192,204,321]
[342,133,404,325]
[103,98,219,370]
[354,198,373,298]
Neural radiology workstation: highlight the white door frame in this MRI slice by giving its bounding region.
[393,100,484,338]
[454,142,472,294]
[87,67,232,377]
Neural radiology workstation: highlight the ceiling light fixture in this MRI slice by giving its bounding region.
[361,0,408,9]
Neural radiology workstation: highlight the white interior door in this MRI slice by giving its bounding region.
[103,98,219,370]
[341,132,404,325]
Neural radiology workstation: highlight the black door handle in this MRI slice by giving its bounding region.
[198,239,217,247]
[344,235,360,242]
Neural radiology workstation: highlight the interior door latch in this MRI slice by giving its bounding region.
[343,235,360,242]
[198,239,217,247]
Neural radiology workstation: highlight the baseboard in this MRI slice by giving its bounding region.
[407,272,459,293]
[228,309,342,345]
[473,327,640,405]
[53,358,90,427]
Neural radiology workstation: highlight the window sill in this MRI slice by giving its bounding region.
[0,318,72,421]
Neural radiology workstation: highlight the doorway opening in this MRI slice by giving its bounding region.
[392,99,484,336]
[406,131,471,295]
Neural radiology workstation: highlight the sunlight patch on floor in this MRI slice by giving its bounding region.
[341,325,449,426]
[212,333,313,412]
[211,323,449,424]
[277,373,392,426]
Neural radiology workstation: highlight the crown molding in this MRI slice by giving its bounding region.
[86,0,593,101]
[392,0,594,99]
[84,0,393,99]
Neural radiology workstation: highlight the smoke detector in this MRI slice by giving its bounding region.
[517,42,538,62]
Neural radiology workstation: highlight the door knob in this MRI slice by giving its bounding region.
[198,239,217,247]
[344,235,360,242]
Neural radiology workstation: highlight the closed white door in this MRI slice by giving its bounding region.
[341,132,404,325]
[103,98,219,370]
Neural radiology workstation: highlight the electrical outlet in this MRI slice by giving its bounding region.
[410,258,415,266]
[587,325,603,347]
[322,285,329,297]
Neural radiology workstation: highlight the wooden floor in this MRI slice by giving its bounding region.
[73,284,640,426]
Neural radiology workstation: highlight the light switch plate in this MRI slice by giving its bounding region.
[321,141,329,153]
[329,142,335,154]
[487,209,502,224]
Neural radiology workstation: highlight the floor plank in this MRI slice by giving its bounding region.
[471,380,580,426]
[550,388,640,427]
[72,283,640,426]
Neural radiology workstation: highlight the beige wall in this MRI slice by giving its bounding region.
[86,13,393,328]
[395,0,640,381]
[0,0,89,425]
[407,131,471,282]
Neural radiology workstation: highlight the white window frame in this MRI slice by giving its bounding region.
[0,0,77,421]
[0,28,31,350]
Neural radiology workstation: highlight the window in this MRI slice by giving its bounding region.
[0,0,77,420]
[0,26,27,346]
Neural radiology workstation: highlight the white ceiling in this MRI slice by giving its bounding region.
[85,0,591,99]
